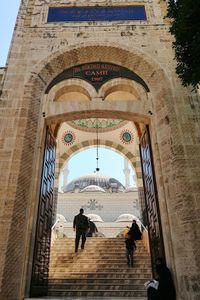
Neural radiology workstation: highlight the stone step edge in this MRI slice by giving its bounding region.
[48,288,147,291]
[49,271,152,274]
[49,276,150,279]
[49,274,151,277]
[49,262,150,264]
[49,282,146,286]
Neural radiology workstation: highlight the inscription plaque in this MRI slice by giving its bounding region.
[47,6,147,23]
[45,62,150,93]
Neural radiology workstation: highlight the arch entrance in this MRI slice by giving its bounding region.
[30,113,164,297]
[27,46,172,297]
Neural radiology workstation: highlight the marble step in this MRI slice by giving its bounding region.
[50,254,150,258]
[51,250,148,257]
[50,259,149,264]
[48,273,151,280]
[49,278,148,285]
[54,237,143,245]
[52,243,145,247]
[50,251,148,256]
[49,262,151,267]
[54,239,144,243]
[48,289,147,297]
[56,239,138,244]
[49,261,150,266]
[49,269,151,275]
[48,282,145,290]
[53,240,144,245]
[49,269,152,277]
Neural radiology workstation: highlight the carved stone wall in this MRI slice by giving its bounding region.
[0,1,199,299]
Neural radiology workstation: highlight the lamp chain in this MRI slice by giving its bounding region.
[96,118,99,171]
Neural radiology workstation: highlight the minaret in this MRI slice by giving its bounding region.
[62,163,69,187]
[123,158,131,188]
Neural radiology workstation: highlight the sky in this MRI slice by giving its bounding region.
[0,2,136,186]
[0,1,21,66]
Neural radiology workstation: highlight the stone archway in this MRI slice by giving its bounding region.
[1,44,183,299]
[25,45,175,295]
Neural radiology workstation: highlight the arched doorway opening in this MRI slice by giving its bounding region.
[29,113,164,297]
[22,45,174,297]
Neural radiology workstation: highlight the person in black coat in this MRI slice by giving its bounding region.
[147,257,176,300]
[129,220,142,240]
[73,208,89,252]
[156,257,176,300]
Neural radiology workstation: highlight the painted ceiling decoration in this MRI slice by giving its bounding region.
[62,131,76,146]
[120,130,134,144]
[67,118,128,133]
[45,62,150,93]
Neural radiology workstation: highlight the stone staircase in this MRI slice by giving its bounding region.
[48,237,151,297]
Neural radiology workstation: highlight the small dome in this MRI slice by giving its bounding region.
[86,214,104,222]
[56,214,67,222]
[115,213,137,222]
[80,185,106,193]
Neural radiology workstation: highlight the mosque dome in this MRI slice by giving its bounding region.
[86,214,104,222]
[62,172,125,193]
[80,185,106,193]
[56,214,67,222]
[115,213,137,222]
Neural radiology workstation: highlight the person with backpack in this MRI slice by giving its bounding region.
[73,208,90,252]
[86,219,98,237]
[124,233,136,267]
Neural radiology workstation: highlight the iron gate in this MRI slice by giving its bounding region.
[139,125,165,274]
[30,128,56,296]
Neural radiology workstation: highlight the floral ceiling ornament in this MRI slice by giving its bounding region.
[120,130,134,144]
[62,131,76,146]
[68,118,128,133]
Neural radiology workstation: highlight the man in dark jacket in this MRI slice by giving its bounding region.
[73,208,89,252]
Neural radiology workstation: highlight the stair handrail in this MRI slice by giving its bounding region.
[134,219,150,253]
[52,218,59,231]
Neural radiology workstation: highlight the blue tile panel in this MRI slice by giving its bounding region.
[47,6,147,23]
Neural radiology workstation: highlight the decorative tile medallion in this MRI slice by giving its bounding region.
[120,130,134,144]
[82,199,103,211]
[62,131,75,146]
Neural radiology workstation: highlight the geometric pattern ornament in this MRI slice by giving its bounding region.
[82,199,103,211]
[120,130,134,144]
[62,131,76,146]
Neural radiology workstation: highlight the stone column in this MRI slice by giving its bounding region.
[62,163,69,187]
[123,158,130,188]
